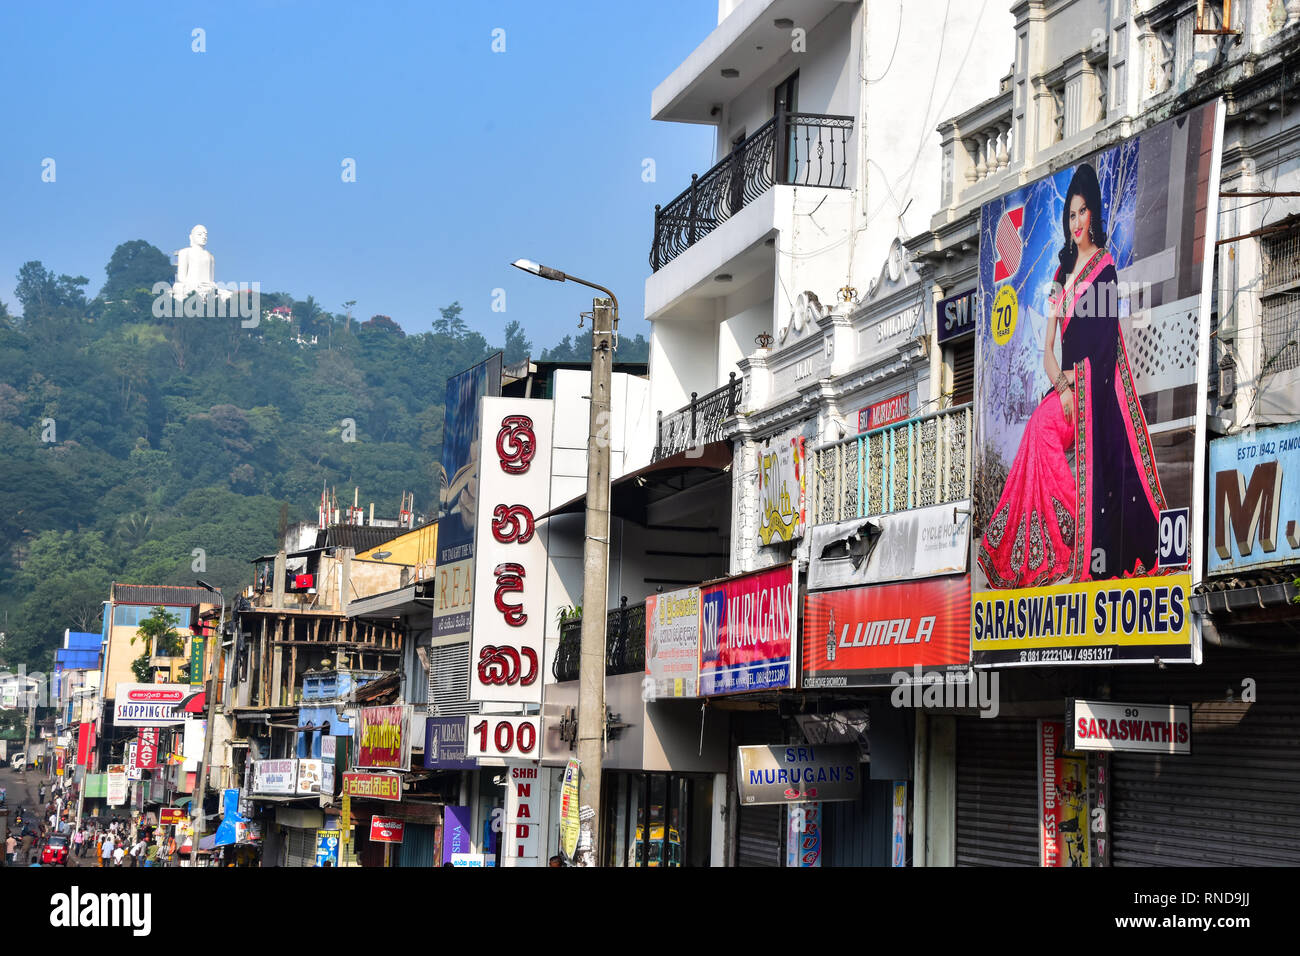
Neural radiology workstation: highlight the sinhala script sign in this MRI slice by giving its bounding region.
[113,683,190,727]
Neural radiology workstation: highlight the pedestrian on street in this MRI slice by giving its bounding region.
[4,833,16,865]
[145,842,158,868]
[100,836,113,868]
[73,828,84,858]
[112,844,125,867]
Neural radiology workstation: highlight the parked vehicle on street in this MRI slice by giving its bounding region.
[41,833,70,866]
[9,753,25,772]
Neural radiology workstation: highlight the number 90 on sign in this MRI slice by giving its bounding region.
[1156,507,1190,569]
[467,715,540,759]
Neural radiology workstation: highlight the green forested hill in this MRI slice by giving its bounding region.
[0,240,646,671]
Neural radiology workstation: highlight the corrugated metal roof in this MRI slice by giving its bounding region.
[111,583,209,606]
[66,632,101,649]
[318,524,400,553]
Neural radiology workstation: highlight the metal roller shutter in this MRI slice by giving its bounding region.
[397,823,439,867]
[284,827,315,868]
[737,804,784,867]
[956,718,1039,866]
[1109,652,1300,866]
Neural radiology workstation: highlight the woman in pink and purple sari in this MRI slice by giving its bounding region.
[978,163,1166,588]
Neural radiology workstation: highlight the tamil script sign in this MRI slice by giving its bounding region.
[113,683,190,727]
[355,704,411,771]
[737,745,861,805]
[342,771,402,801]
[1067,699,1191,755]
[699,565,798,696]
[645,586,700,699]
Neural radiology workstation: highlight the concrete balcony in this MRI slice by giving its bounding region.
[652,0,854,124]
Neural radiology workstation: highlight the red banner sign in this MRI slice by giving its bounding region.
[369,817,405,844]
[135,728,160,769]
[356,705,410,771]
[858,392,911,432]
[342,772,402,801]
[159,807,186,826]
[698,565,797,696]
[802,576,971,688]
[76,721,95,767]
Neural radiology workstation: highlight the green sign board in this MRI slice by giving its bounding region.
[190,637,206,689]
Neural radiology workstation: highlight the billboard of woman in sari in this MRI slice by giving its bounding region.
[970,101,1223,667]
[977,162,1165,588]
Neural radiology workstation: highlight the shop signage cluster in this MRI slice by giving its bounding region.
[700,565,798,696]
[757,431,806,546]
[355,704,411,771]
[971,101,1223,668]
[645,586,701,699]
[341,771,402,801]
[470,396,555,705]
[1208,420,1300,574]
[737,744,861,805]
[803,576,971,688]
[113,683,191,727]
[1067,699,1191,754]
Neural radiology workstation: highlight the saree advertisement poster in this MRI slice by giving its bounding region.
[699,564,797,696]
[972,101,1224,667]
[802,576,971,688]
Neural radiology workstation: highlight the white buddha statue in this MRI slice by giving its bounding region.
[173,224,231,302]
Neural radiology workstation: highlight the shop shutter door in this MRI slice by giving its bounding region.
[397,823,439,867]
[284,827,314,868]
[737,804,784,867]
[956,718,1039,866]
[1108,652,1300,866]
[949,339,975,407]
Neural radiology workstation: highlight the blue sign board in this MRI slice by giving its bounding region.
[1208,421,1300,574]
[936,287,976,344]
[424,716,478,770]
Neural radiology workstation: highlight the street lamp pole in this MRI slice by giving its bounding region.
[193,581,225,863]
[511,259,618,866]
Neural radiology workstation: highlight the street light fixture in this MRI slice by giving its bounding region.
[512,257,618,866]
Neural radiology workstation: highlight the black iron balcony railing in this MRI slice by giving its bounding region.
[651,111,854,271]
[552,598,646,683]
[653,372,740,462]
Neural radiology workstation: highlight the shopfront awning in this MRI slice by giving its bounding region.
[541,442,732,525]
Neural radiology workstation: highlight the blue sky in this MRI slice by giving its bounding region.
[0,1,716,347]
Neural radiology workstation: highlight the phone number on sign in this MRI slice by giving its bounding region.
[1019,647,1115,663]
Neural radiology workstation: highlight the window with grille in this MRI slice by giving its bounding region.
[1262,225,1300,374]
